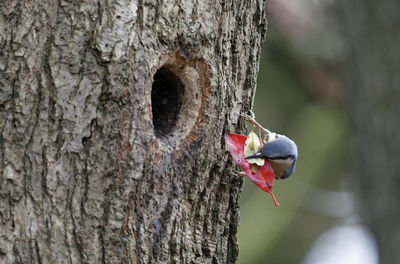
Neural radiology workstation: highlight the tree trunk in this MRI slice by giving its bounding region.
[0,1,266,263]
[337,1,400,263]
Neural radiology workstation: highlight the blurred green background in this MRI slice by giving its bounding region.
[237,1,367,263]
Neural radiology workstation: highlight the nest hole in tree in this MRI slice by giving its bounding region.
[150,56,207,150]
[151,67,184,138]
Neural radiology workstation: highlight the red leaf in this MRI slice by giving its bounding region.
[254,161,274,193]
[226,133,279,206]
[225,133,253,177]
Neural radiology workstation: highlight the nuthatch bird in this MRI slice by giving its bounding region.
[245,133,298,179]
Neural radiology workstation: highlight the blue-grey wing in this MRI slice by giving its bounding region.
[260,137,298,159]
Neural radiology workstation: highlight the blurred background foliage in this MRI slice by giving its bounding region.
[237,1,379,263]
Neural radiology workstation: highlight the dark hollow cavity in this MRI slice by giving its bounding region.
[151,67,184,138]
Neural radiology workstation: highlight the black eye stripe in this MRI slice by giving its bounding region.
[267,155,295,160]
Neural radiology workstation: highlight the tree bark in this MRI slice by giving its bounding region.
[0,0,266,263]
[337,1,400,263]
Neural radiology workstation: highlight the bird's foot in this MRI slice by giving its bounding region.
[232,170,246,177]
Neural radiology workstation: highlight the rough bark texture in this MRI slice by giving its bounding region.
[0,0,266,263]
[338,1,400,263]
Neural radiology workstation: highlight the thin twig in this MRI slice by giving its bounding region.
[240,113,272,134]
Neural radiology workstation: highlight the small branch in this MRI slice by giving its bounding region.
[240,112,271,135]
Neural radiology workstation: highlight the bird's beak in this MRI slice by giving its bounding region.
[245,153,260,160]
